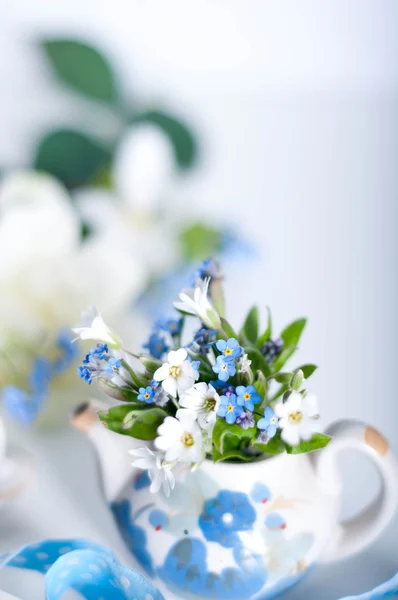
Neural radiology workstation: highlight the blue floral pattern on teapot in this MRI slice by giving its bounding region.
[111,473,314,600]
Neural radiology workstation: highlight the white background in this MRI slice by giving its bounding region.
[0,1,397,598]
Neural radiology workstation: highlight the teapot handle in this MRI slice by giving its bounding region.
[313,419,398,562]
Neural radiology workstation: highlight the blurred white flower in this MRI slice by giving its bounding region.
[114,124,175,211]
[174,278,221,330]
[75,124,180,276]
[0,171,147,423]
[129,446,175,497]
[72,307,123,347]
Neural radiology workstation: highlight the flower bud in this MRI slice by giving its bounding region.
[291,369,304,391]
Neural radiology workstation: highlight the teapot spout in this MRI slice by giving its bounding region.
[71,402,139,503]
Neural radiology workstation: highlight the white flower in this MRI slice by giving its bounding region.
[72,306,123,347]
[153,348,198,397]
[238,352,252,374]
[275,391,319,447]
[114,124,175,211]
[129,447,175,497]
[155,409,204,463]
[180,383,220,434]
[174,279,221,330]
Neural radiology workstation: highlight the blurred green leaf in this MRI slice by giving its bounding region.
[241,306,259,344]
[281,318,307,348]
[272,372,293,383]
[244,346,271,377]
[34,129,111,189]
[178,223,223,262]
[254,431,286,455]
[254,377,266,400]
[256,307,272,348]
[41,39,119,103]
[98,404,166,440]
[271,319,306,373]
[219,318,239,341]
[212,446,253,463]
[298,364,318,379]
[133,109,198,169]
[286,433,331,454]
[212,419,255,454]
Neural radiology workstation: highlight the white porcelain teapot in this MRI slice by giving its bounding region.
[72,404,398,600]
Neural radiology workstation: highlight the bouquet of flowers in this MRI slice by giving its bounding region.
[74,259,330,495]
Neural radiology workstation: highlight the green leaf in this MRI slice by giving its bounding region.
[285,433,331,455]
[178,223,223,262]
[41,39,118,103]
[298,364,318,379]
[219,318,239,340]
[269,383,289,403]
[256,308,272,348]
[98,404,166,440]
[271,318,307,373]
[254,431,286,455]
[244,346,271,378]
[212,419,256,454]
[128,369,150,389]
[281,318,307,347]
[121,388,140,402]
[212,447,254,463]
[241,306,259,344]
[272,372,293,384]
[140,355,162,373]
[133,109,198,169]
[210,279,225,318]
[34,129,111,189]
[271,347,297,373]
[254,377,266,400]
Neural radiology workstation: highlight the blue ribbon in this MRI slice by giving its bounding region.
[1,537,397,599]
[338,572,398,599]
[0,538,164,600]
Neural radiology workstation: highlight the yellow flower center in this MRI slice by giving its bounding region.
[169,365,181,378]
[181,432,194,447]
[227,404,234,412]
[224,348,232,356]
[204,397,216,411]
[289,411,303,424]
[270,417,277,424]
[243,393,251,401]
[144,393,150,399]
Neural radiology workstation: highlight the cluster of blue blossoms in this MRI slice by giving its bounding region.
[137,380,169,408]
[143,317,183,360]
[77,343,121,385]
[2,331,78,426]
[210,337,279,440]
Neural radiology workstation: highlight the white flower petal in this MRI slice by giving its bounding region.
[157,416,182,437]
[150,471,163,494]
[168,348,187,366]
[162,376,178,397]
[302,394,319,418]
[281,425,301,447]
[153,363,171,382]
[165,443,185,462]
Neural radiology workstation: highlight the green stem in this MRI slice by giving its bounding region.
[170,397,179,411]
[122,348,140,360]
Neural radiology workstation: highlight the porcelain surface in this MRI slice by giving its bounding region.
[75,410,398,600]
